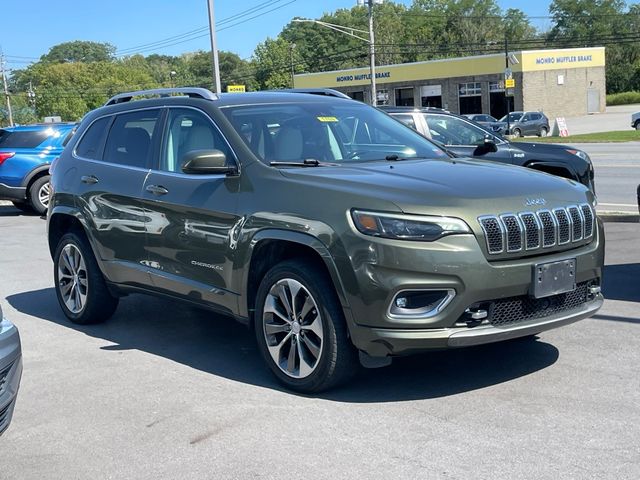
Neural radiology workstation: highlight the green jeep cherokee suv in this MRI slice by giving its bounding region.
[47,88,604,392]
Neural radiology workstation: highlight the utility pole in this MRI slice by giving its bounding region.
[28,81,36,110]
[366,0,377,107]
[0,51,14,127]
[290,43,296,88]
[504,35,510,135]
[206,0,222,94]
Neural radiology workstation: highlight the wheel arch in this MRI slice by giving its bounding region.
[21,165,50,190]
[240,229,350,324]
[47,207,92,259]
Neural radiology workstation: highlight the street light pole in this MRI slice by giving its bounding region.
[206,0,222,94]
[293,0,382,106]
[290,43,296,88]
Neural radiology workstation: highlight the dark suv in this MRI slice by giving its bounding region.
[382,106,594,192]
[48,88,604,392]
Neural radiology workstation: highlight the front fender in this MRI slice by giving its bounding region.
[234,228,352,319]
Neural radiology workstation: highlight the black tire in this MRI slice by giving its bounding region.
[635,121,640,131]
[539,126,548,137]
[53,232,119,324]
[28,175,51,215]
[11,201,34,213]
[254,259,358,393]
[513,128,522,137]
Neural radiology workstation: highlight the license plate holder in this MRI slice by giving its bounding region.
[531,259,576,299]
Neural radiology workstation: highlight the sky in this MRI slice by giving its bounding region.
[2,0,555,72]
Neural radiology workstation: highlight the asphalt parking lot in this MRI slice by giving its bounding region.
[0,206,638,479]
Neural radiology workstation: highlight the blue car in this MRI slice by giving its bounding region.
[0,123,76,214]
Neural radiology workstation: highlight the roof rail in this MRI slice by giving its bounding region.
[104,87,217,106]
[276,88,351,99]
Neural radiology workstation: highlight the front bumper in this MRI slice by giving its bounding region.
[341,220,604,357]
[0,182,27,202]
[350,294,602,356]
[0,318,22,436]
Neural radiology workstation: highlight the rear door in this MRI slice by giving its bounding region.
[72,108,162,287]
[140,107,242,312]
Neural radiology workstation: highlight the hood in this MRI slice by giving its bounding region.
[280,157,593,219]
[513,141,577,154]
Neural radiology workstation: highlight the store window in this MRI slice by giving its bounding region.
[349,91,365,102]
[395,87,414,107]
[458,82,482,115]
[421,85,442,108]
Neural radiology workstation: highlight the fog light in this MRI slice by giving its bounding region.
[388,289,455,319]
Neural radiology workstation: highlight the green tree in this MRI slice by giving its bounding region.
[253,38,304,90]
[40,41,116,63]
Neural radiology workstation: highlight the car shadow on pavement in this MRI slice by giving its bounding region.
[602,263,640,303]
[7,287,560,403]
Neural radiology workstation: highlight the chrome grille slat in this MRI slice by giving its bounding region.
[537,210,557,248]
[581,203,594,238]
[519,212,540,250]
[479,204,594,255]
[500,214,523,253]
[553,208,571,245]
[568,205,584,241]
[479,216,504,254]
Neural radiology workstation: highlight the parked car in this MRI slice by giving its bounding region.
[48,87,603,392]
[464,113,506,135]
[0,303,22,436]
[0,123,76,214]
[498,111,550,137]
[382,106,594,192]
[632,111,640,130]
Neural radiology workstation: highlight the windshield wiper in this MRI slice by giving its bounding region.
[385,154,432,161]
[270,158,337,167]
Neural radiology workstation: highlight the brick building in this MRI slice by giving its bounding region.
[293,47,606,121]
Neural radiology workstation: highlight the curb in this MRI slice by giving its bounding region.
[597,211,640,223]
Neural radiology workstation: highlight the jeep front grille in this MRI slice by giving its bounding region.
[478,204,594,255]
[0,363,11,396]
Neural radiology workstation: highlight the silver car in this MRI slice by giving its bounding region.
[0,303,22,436]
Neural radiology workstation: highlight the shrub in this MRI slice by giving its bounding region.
[606,91,640,106]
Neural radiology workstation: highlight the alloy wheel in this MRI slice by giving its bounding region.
[38,182,51,209]
[57,244,88,314]
[262,278,324,379]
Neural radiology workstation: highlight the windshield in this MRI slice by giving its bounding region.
[500,112,523,123]
[220,102,448,164]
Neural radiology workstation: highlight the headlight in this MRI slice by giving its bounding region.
[351,210,471,241]
[565,149,589,161]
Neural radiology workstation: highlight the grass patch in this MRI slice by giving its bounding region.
[606,91,640,106]
[513,130,640,143]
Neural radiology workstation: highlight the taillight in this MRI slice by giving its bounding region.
[0,152,15,165]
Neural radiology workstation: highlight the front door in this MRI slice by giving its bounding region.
[141,107,242,313]
[421,113,514,165]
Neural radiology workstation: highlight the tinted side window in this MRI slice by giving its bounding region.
[423,114,487,146]
[391,114,417,131]
[0,130,49,148]
[104,109,161,168]
[530,113,541,120]
[161,108,233,173]
[75,118,110,160]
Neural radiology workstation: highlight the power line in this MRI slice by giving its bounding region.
[115,0,297,56]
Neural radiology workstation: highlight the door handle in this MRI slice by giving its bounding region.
[81,175,99,185]
[146,184,169,195]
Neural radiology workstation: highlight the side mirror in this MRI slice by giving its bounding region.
[483,136,498,152]
[181,149,238,175]
[474,136,498,155]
